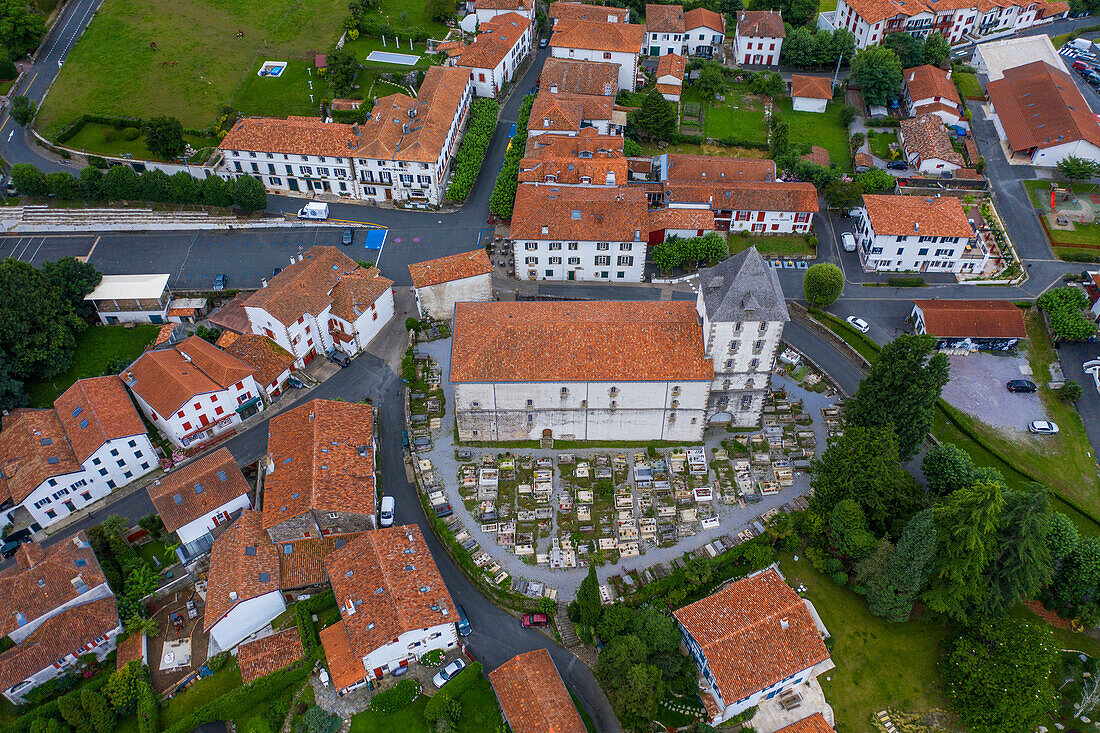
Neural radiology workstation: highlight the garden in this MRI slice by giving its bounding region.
[1024,180,1100,259]
[729,232,817,257]
[866,129,899,161]
[678,85,768,145]
[349,663,504,733]
[774,96,853,172]
[62,123,215,164]
[231,60,332,119]
[25,323,159,406]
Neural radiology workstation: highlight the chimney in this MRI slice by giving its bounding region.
[352,123,360,136]
[229,591,238,603]
[914,222,920,233]
[780,617,789,630]
[261,278,268,288]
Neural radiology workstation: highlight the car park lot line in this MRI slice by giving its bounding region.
[0,234,97,265]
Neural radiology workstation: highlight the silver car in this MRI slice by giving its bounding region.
[432,658,466,688]
[1028,420,1059,435]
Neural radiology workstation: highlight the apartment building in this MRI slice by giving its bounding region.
[646,3,685,55]
[549,0,629,26]
[735,10,785,66]
[216,332,297,399]
[219,66,473,206]
[519,128,627,185]
[662,181,818,234]
[684,8,726,57]
[550,19,646,91]
[448,12,532,97]
[854,194,985,273]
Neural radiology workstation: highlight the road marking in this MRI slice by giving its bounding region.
[83,235,100,263]
[27,239,44,264]
[325,217,387,228]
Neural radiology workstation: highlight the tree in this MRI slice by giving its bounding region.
[58,693,93,733]
[768,117,789,159]
[852,536,894,593]
[854,168,895,193]
[802,263,843,307]
[652,238,684,273]
[80,688,115,733]
[982,487,1053,616]
[940,618,1056,733]
[822,180,862,212]
[1057,156,1099,180]
[1057,381,1083,403]
[9,94,34,125]
[0,360,24,411]
[743,540,773,570]
[102,165,140,200]
[850,45,903,106]
[30,719,66,733]
[168,171,200,204]
[882,32,923,68]
[296,707,340,733]
[631,89,676,141]
[624,138,642,156]
[923,479,1004,621]
[0,258,84,381]
[632,608,686,680]
[141,117,185,160]
[232,175,268,212]
[749,70,786,99]
[42,257,102,321]
[577,565,601,631]
[11,163,46,197]
[78,166,104,200]
[844,334,949,461]
[0,0,46,56]
[1048,535,1100,625]
[811,29,835,67]
[1037,286,1097,342]
[597,603,636,641]
[831,28,856,65]
[696,64,724,102]
[201,174,233,207]
[828,499,877,559]
[138,168,170,202]
[921,443,974,496]
[922,33,951,65]
[596,634,647,686]
[426,0,456,22]
[1046,511,1079,567]
[612,663,662,729]
[865,509,936,621]
[781,26,815,68]
[326,47,359,98]
[40,170,76,200]
[104,662,145,717]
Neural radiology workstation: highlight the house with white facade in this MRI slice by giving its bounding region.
[219,65,473,206]
[84,274,172,324]
[735,10,784,66]
[0,377,156,532]
[148,447,252,560]
[124,335,263,449]
[902,64,963,125]
[673,567,834,726]
[646,4,685,56]
[510,184,648,282]
[320,525,459,692]
[855,194,986,273]
[549,1,628,26]
[791,75,832,112]
[898,114,965,173]
[696,248,790,428]
[242,246,395,368]
[519,128,628,185]
[986,60,1100,166]
[408,249,495,321]
[527,92,627,136]
[216,332,297,400]
[662,181,818,234]
[448,12,532,97]
[655,53,685,103]
[472,0,534,23]
[203,509,285,651]
[539,57,619,96]
[550,19,646,91]
[684,8,726,57]
[450,300,715,442]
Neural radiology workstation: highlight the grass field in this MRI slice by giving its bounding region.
[64,122,215,162]
[776,96,852,171]
[729,233,816,257]
[37,0,350,137]
[638,141,770,158]
[136,538,177,569]
[232,59,331,118]
[952,71,983,99]
[25,324,159,407]
[349,677,502,733]
[680,85,769,143]
[161,659,244,729]
[867,130,898,160]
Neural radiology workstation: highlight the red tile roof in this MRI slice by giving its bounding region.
[153,324,176,347]
[854,151,873,168]
[736,10,785,37]
[319,619,365,689]
[801,146,831,167]
[262,399,376,532]
[684,7,725,31]
[125,336,254,418]
[899,115,965,166]
[646,3,685,32]
[862,194,973,238]
[540,57,619,96]
[656,53,685,82]
[791,75,833,100]
[673,569,830,706]
[450,300,715,383]
[530,92,614,133]
[904,65,961,107]
[116,633,146,670]
[221,334,295,388]
[208,295,251,334]
[776,713,836,733]
[665,181,819,213]
[148,448,250,533]
[203,510,281,632]
[53,377,147,464]
[279,535,364,589]
[0,597,119,693]
[489,648,587,733]
[237,628,304,683]
[985,60,1100,153]
[550,19,646,54]
[452,13,530,70]
[656,83,682,97]
[477,0,534,11]
[329,267,394,323]
[0,532,107,638]
[409,249,494,288]
[666,154,775,182]
[511,184,648,241]
[845,0,1063,24]
[520,129,627,185]
[0,409,82,505]
[648,206,715,232]
[322,526,457,662]
[549,1,629,23]
[913,299,1027,338]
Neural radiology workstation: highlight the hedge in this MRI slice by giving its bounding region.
[368,679,420,714]
[886,276,925,287]
[864,118,901,128]
[488,93,534,218]
[295,590,335,652]
[54,114,219,145]
[423,662,483,723]
[331,108,368,124]
[1,676,112,733]
[446,98,499,202]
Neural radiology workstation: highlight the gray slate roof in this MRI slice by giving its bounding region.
[697,247,789,323]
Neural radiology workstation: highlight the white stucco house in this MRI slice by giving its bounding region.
[854,194,987,273]
[902,64,964,125]
[646,3,685,55]
[527,92,627,136]
[655,53,685,103]
[898,114,965,173]
[471,0,534,24]
[550,19,646,91]
[448,12,532,97]
[791,75,832,112]
[408,249,495,322]
[548,1,628,26]
[684,8,726,57]
[735,10,785,66]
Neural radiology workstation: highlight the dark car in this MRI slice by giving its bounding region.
[213,273,228,291]
[341,228,354,246]
[1084,70,1100,85]
[326,350,351,367]
[0,535,28,559]
[456,605,472,636]
[286,375,306,389]
[522,613,550,627]
[272,267,282,278]
[1007,379,1037,393]
[886,160,909,170]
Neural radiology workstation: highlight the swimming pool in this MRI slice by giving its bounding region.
[366,50,420,65]
[258,60,287,77]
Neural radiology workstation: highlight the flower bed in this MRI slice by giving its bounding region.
[419,649,445,668]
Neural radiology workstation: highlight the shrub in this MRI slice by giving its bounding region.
[295,590,334,652]
[9,96,35,126]
[87,156,108,169]
[446,98,499,202]
[423,662,482,723]
[886,276,925,287]
[420,649,445,667]
[488,94,534,219]
[207,651,230,672]
[803,263,844,307]
[102,128,115,143]
[1037,286,1097,341]
[122,128,141,141]
[368,679,420,714]
[865,117,901,128]
[1057,381,1083,403]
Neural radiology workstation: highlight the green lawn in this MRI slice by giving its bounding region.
[63,122,214,162]
[952,71,983,99]
[680,85,768,143]
[1024,180,1100,249]
[25,324,160,407]
[135,538,177,569]
[776,96,852,172]
[37,0,350,137]
[160,659,244,729]
[729,233,817,257]
[867,130,898,160]
[569,689,598,733]
[638,141,770,158]
[352,0,449,37]
[1053,32,1072,48]
[232,59,331,119]
[349,677,502,733]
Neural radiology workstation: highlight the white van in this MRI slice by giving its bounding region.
[380,495,395,527]
[297,202,329,219]
[842,233,857,252]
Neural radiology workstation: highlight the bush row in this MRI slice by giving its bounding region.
[668,131,769,151]
[446,98,499,202]
[54,113,218,145]
[423,662,482,723]
[353,19,435,41]
[295,590,335,652]
[2,676,112,733]
[864,117,901,128]
[886,276,925,287]
[1037,285,1097,341]
[368,678,420,714]
[488,93,534,219]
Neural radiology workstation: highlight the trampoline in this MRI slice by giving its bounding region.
[366,50,420,65]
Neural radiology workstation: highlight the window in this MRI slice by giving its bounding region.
[595,256,610,266]
[596,242,609,250]
[568,257,580,265]
[110,449,119,457]
[728,340,739,352]
[525,242,537,250]
[525,256,538,264]
[617,256,633,266]
[549,256,562,264]
[549,242,562,250]
[603,52,612,59]
[620,242,632,251]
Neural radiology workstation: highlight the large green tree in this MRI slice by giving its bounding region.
[850,45,903,106]
[631,89,676,141]
[577,565,601,631]
[922,33,951,65]
[696,64,725,102]
[981,487,1053,616]
[828,499,877,560]
[941,618,1057,733]
[11,163,46,197]
[0,360,24,411]
[81,688,115,733]
[865,508,936,622]
[882,32,923,68]
[853,167,896,193]
[0,0,45,56]
[326,47,359,98]
[1048,535,1100,625]
[921,443,974,496]
[42,257,102,321]
[1057,156,1100,180]
[844,334,949,461]
[0,259,84,381]
[232,175,268,212]
[781,26,815,68]
[141,117,186,160]
[802,263,843,307]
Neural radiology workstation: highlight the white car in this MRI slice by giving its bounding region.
[432,658,466,688]
[846,316,870,333]
[380,495,395,527]
[1028,420,1059,435]
[1083,359,1100,392]
[318,668,330,686]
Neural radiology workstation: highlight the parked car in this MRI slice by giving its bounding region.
[402,430,410,448]
[1,539,22,559]
[1084,359,1100,392]
[1084,70,1100,85]
[286,375,306,389]
[538,37,548,48]
[326,349,351,367]
[272,267,282,278]
[4,180,16,197]
[846,316,870,333]
[380,495,395,527]
[213,273,228,291]
[1028,420,1059,435]
[455,605,472,636]
[1074,59,1092,71]
[341,228,354,246]
[886,160,908,170]
[1006,379,1037,393]
[841,232,856,252]
[432,659,466,688]
[522,613,550,627]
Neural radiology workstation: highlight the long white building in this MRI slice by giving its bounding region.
[447,12,532,97]
[855,194,987,273]
[549,19,646,91]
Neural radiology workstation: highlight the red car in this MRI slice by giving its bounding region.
[522,613,550,627]
[1074,60,1091,71]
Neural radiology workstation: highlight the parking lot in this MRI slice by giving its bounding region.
[0,234,96,265]
[940,351,1048,433]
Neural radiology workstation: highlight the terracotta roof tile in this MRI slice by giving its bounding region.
[550,19,646,54]
[549,2,629,23]
[776,713,836,733]
[1042,1,1069,16]
[913,299,1027,338]
[203,510,281,632]
[153,324,176,346]
[148,448,250,533]
[665,181,819,213]
[262,399,376,532]
[684,7,725,31]
[0,532,107,638]
[656,53,685,81]
[666,154,775,182]
[846,0,1064,24]
[540,57,619,96]
[208,296,251,334]
[530,92,615,133]
[237,628,304,683]
[409,249,494,288]
[899,115,965,166]
[854,151,873,168]
[222,334,295,388]
[520,129,627,184]
[330,99,362,111]
[116,633,146,670]
[319,619,365,689]
[125,336,254,418]
[656,83,682,97]
[329,267,394,323]
[904,65,961,106]
[53,377,147,464]
[0,597,119,693]
[450,300,714,382]
[0,410,82,505]
[489,648,587,733]
[278,535,364,589]
[862,194,973,238]
[801,146,830,166]
[646,3,685,32]
[477,0,534,11]
[736,10,785,37]
[323,526,456,661]
[985,60,1100,153]
[453,13,530,70]
[791,75,832,99]
[511,183,648,241]
[648,206,715,232]
[673,569,830,706]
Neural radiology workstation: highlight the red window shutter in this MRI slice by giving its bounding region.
[183,422,192,430]
[756,212,765,221]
